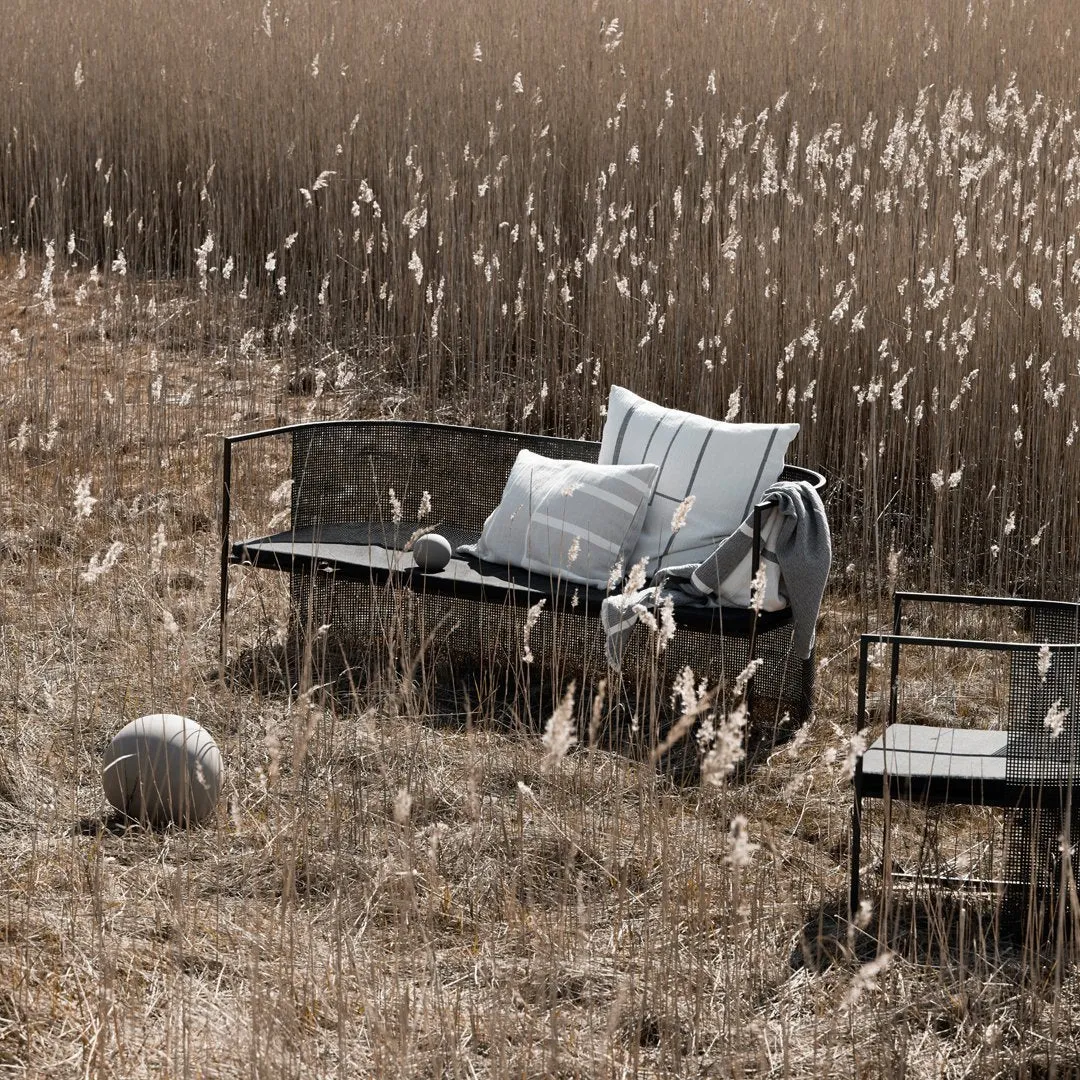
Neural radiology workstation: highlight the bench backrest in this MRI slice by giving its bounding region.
[288,419,825,535]
[290,421,601,533]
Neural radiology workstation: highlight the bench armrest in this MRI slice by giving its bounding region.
[219,426,298,672]
[749,465,827,581]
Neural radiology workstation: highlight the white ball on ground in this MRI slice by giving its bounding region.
[412,532,452,573]
[102,714,223,827]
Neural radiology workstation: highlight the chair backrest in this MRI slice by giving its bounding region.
[1005,605,1080,900]
[1007,606,1080,785]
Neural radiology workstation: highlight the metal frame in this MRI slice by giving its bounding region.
[219,419,827,718]
[850,592,1080,917]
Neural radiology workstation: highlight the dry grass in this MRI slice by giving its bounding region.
[2,257,1080,1079]
[3,0,1080,592]
[5,0,1080,1075]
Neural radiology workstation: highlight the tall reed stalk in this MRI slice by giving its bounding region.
[4,0,1079,592]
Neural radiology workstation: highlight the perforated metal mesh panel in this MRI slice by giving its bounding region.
[290,567,808,727]
[290,422,599,534]
[277,421,817,724]
[1005,604,1080,920]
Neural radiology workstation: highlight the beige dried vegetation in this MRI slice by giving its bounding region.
[1,215,1078,1080]
[4,0,1080,1076]
[6,0,1080,592]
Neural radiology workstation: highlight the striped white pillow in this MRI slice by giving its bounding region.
[599,385,799,574]
[464,449,659,588]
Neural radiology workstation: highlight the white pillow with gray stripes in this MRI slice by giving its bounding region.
[461,449,659,588]
[598,385,799,574]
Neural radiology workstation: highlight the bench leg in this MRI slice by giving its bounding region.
[219,436,233,682]
[801,654,815,724]
[218,559,229,681]
[850,792,862,918]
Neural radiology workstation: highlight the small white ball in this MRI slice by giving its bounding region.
[102,714,223,827]
[412,532,452,573]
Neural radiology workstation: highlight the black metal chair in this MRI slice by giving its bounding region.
[851,592,1080,928]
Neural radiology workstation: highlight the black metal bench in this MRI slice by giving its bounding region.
[219,420,825,722]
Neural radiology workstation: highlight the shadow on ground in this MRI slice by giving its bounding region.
[792,888,1080,977]
[71,809,148,837]
[216,641,805,786]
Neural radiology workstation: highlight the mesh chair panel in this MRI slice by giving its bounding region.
[1006,608,1080,911]
[290,423,599,533]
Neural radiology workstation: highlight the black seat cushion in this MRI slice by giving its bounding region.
[231,522,794,636]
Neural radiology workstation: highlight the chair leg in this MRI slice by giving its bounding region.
[850,793,862,918]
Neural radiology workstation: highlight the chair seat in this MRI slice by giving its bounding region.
[861,724,1009,805]
[862,724,1080,807]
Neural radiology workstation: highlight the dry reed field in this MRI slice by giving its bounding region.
[3,0,1080,1076]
